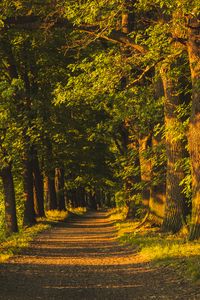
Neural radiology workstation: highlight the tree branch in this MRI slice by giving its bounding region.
[3,15,146,53]
[78,27,147,53]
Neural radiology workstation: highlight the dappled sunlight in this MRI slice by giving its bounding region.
[44,283,144,289]
[1,212,200,299]
[9,253,140,266]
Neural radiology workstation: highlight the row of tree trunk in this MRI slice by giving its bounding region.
[121,7,200,240]
[0,144,66,233]
[0,144,110,234]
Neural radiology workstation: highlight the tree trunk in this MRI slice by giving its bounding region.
[122,11,129,34]
[138,135,151,208]
[79,187,86,207]
[88,191,97,210]
[122,0,135,33]
[187,19,200,240]
[55,167,66,211]
[43,139,57,210]
[146,134,166,225]
[160,64,186,233]
[47,169,57,210]
[23,148,36,226]
[0,164,18,234]
[32,148,45,217]
[137,131,167,226]
[126,138,141,219]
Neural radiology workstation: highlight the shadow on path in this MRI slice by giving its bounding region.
[0,212,199,300]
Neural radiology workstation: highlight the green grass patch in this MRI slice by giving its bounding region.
[0,223,50,262]
[45,207,86,222]
[108,207,128,221]
[69,207,87,215]
[45,210,68,222]
[111,212,200,281]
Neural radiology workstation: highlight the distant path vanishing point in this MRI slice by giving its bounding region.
[0,211,199,300]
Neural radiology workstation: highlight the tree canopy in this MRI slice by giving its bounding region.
[0,0,200,241]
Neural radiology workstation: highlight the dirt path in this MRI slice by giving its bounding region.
[0,212,199,300]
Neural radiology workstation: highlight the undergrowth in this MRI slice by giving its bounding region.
[0,223,50,262]
[110,208,200,281]
[45,210,68,221]
[45,207,86,221]
[109,207,128,221]
[70,207,87,215]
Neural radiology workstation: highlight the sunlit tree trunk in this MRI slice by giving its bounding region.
[55,167,66,211]
[0,164,18,234]
[121,4,143,218]
[187,18,200,240]
[138,133,166,225]
[148,134,166,224]
[160,63,186,233]
[147,78,166,224]
[23,148,36,226]
[116,121,142,219]
[122,0,135,33]
[138,135,152,209]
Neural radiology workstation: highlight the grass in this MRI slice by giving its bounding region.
[110,208,200,281]
[0,223,50,262]
[0,207,86,263]
[44,207,86,222]
[108,207,128,221]
[69,207,87,215]
[45,209,68,221]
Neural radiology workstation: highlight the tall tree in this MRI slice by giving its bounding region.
[32,147,45,217]
[187,15,200,240]
[160,60,187,233]
[23,146,36,226]
[0,163,18,233]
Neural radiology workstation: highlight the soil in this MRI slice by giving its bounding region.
[0,211,199,300]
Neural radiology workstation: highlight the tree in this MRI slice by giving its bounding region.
[160,60,188,233]
[187,15,200,240]
[0,0,199,241]
[0,163,18,234]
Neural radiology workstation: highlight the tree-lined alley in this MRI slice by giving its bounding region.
[0,1,200,241]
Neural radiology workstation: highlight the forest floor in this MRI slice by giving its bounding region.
[0,211,200,300]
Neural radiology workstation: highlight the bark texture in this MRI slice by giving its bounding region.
[47,170,57,210]
[32,148,45,217]
[160,64,186,233]
[138,135,151,208]
[0,164,18,233]
[147,133,166,225]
